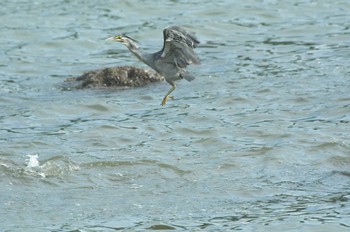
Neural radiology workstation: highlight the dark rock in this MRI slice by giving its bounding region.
[64,66,164,89]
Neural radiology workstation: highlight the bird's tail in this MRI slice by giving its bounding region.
[180,71,195,82]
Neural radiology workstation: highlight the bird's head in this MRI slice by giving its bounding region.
[106,35,125,43]
[106,34,139,49]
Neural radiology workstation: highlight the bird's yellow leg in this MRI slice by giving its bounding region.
[161,82,176,106]
[161,95,174,106]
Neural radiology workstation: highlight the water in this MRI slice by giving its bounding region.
[1,0,350,231]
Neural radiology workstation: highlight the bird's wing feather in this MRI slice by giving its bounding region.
[160,26,200,68]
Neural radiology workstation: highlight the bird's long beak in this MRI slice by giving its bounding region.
[105,36,115,41]
[105,36,123,42]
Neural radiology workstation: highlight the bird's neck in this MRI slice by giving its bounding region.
[129,46,144,61]
[127,42,154,68]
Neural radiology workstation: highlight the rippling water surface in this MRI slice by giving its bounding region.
[1,0,350,231]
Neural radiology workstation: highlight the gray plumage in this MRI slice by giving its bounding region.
[107,26,200,106]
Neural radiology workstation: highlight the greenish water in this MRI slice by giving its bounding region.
[1,0,350,231]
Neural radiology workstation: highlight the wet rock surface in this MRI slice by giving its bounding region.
[64,66,164,89]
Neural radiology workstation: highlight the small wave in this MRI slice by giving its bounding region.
[2,154,80,179]
[34,155,80,178]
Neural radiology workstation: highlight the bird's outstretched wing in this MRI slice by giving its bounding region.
[160,26,200,68]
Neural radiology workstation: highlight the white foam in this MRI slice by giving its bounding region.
[26,154,40,168]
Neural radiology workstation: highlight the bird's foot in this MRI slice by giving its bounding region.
[161,95,174,106]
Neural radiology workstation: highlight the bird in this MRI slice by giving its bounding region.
[106,26,200,106]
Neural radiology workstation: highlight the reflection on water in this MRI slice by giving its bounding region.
[1,0,350,231]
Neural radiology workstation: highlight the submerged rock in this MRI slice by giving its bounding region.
[64,66,164,89]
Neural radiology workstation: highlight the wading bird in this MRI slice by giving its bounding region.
[107,26,200,106]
